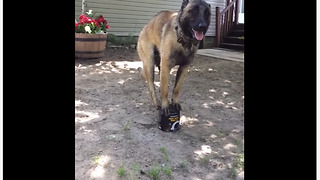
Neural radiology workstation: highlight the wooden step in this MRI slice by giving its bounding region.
[223,36,244,44]
[233,23,244,30]
[220,43,244,51]
[228,30,244,37]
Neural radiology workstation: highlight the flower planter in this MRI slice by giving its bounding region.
[75,33,107,59]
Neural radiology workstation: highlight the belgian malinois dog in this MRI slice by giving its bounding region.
[137,0,211,116]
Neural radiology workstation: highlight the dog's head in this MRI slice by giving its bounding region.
[178,0,211,41]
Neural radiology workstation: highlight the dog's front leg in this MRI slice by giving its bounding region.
[172,64,189,111]
[160,57,171,116]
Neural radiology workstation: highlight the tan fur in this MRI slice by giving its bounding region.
[137,0,211,115]
[138,11,182,110]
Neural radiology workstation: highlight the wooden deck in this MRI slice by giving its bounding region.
[197,48,244,62]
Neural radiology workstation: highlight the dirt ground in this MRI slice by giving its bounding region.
[75,47,244,180]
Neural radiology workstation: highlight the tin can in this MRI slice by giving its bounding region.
[158,105,180,132]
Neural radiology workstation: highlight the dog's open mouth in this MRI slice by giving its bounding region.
[192,29,204,41]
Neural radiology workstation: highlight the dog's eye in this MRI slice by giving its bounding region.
[191,6,199,15]
[205,10,211,17]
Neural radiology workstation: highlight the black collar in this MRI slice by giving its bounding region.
[175,26,200,48]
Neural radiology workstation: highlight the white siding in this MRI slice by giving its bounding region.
[75,0,225,36]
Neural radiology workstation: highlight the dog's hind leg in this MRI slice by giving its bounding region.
[172,64,190,111]
[137,44,161,109]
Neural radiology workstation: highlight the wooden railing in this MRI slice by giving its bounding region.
[215,0,239,47]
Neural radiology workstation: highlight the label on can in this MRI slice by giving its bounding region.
[158,106,180,132]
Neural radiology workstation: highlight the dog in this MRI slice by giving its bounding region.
[137,0,211,116]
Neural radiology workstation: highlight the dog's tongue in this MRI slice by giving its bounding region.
[194,30,204,41]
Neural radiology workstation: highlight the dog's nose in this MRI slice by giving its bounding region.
[198,23,207,30]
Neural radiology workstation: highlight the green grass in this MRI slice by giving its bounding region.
[143,147,176,179]
[159,147,169,162]
[235,139,242,146]
[162,165,172,179]
[107,33,137,47]
[233,153,244,169]
[229,167,238,178]
[215,130,224,137]
[117,162,140,180]
[199,156,210,165]
[235,139,244,152]
[123,121,130,131]
[179,160,189,172]
[147,165,161,180]
[93,156,99,164]
[159,147,167,154]
[229,153,244,178]
[117,166,127,178]
[132,162,141,172]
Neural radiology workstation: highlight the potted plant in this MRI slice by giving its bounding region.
[75,10,110,59]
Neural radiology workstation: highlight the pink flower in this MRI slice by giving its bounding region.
[92,19,100,27]
[75,11,110,33]
[79,17,89,24]
[79,14,87,20]
[96,16,107,24]
[96,17,104,23]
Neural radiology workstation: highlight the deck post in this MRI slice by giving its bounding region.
[215,7,220,47]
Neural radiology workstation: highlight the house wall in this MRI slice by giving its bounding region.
[75,0,225,37]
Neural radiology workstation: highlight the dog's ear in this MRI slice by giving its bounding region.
[181,0,189,11]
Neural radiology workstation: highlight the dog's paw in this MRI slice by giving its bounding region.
[171,103,182,111]
[154,99,161,110]
[161,107,171,116]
